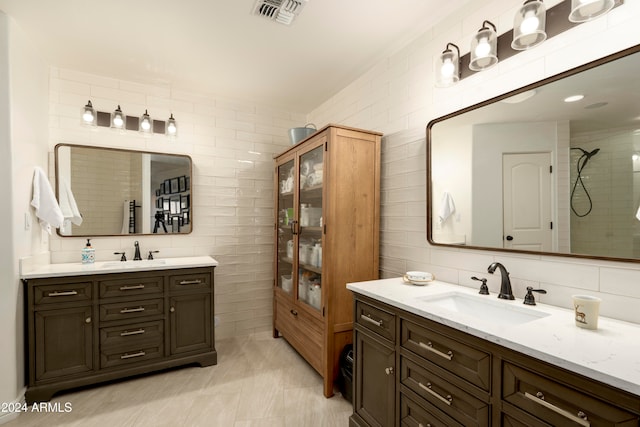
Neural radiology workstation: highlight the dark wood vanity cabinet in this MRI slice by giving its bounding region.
[350,294,640,427]
[24,266,216,403]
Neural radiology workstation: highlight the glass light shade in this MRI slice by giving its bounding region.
[512,0,547,50]
[569,0,614,22]
[166,114,177,136]
[111,105,125,129]
[469,21,498,71]
[435,43,460,88]
[82,100,96,125]
[140,110,152,133]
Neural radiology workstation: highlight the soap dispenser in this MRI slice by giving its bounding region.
[82,238,95,264]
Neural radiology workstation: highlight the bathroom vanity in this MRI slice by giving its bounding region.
[21,256,217,403]
[347,278,640,427]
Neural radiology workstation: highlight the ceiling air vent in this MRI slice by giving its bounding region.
[252,0,308,26]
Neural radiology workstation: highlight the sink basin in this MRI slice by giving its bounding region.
[100,259,167,269]
[416,292,550,325]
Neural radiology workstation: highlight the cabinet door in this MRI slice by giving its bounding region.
[276,157,296,297]
[34,306,93,381]
[297,144,324,312]
[169,293,212,355]
[354,328,395,427]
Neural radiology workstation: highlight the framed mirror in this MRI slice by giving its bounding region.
[427,44,640,262]
[55,144,192,236]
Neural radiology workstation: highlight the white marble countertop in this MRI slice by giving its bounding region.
[347,277,640,397]
[20,256,218,279]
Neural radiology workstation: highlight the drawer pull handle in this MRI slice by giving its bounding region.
[384,367,394,375]
[48,290,78,297]
[360,314,383,327]
[120,306,145,314]
[120,328,145,337]
[290,309,298,316]
[85,317,91,324]
[418,382,452,406]
[119,284,145,290]
[418,424,432,427]
[419,341,453,361]
[179,280,202,285]
[524,392,590,427]
[120,351,146,360]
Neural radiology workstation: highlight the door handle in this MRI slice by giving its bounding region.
[506,235,514,241]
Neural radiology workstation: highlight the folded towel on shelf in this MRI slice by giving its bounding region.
[30,167,64,234]
[59,177,83,226]
[438,191,456,223]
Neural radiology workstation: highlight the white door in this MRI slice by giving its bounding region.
[503,153,552,251]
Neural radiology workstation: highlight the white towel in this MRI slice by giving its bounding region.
[438,191,456,223]
[30,167,64,234]
[636,205,640,221]
[59,177,83,226]
[121,200,130,234]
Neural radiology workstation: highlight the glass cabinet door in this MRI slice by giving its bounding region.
[276,159,295,295]
[296,145,324,311]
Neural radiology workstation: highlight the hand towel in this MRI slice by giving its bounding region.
[59,177,83,226]
[121,200,130,234]
[636,205,640,221]
[31,167,64,234]
[438,191,456,223]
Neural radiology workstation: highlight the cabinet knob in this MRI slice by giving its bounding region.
[85,317,91,324]
[170,307,175,313]
[384,367,394,375]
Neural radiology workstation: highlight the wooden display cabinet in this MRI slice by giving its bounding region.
[273,124,381,397]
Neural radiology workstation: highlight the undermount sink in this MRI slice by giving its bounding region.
[100,259,167,269]
[416,291,550,325]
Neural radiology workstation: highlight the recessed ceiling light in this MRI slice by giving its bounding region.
[501,89,537,104]
[564,95,584,103]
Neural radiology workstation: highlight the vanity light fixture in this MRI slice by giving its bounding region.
[82,100,96,125]
[469,20,499,71]
[111,105,125,129]
[435,43,461,87]
[166,113,177,136]
[569,0,615,22]
[512,0,547,50]
[139,109,152,133]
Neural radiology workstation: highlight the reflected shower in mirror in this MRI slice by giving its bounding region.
[55,144,192,236]
[427,44,640,262]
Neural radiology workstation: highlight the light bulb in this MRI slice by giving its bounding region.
[440,59,455,77]
[113,114,123,127]
[167,122,177,135]
[520,11,539,35]
[82,110,94,122]
[633,154,639,162]
[475,38,491,58]
[579,0,598,4]
[141,119,151,130]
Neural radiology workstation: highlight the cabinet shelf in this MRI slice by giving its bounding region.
[301,184,323,193]
[299,263,322,275]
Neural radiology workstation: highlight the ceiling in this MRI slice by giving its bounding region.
[0,0,467,112]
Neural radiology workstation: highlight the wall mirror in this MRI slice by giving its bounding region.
[55,144,192,236]
[428,44,640,262]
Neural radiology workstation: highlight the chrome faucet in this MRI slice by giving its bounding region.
[133,241,142,261]
[487,262,514,300]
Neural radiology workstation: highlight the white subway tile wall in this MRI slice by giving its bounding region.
[49,67,302,339]
[309,0,640,323]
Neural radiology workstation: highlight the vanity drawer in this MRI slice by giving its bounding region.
[275,296,322,373]
[99,298,164,322]
[99,275,163,299]
[100,343,164,369]
[401,318,491,392]
[355,300,396,342]
[400,355,489,427]
[503,361,639,426]
[100,320,164,349]
[169,272,211,292]
[400,392,462,427]
[33,281,92,305]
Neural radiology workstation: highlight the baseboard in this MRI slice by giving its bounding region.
[0,390,26,425]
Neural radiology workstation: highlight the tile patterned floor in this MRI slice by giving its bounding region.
[5,333,352,426]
